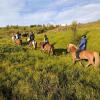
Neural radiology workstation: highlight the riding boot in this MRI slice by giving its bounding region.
[76,49,80,60]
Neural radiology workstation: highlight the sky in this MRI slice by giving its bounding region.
[0,0,100,26]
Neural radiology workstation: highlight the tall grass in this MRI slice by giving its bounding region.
[0,21,100,100]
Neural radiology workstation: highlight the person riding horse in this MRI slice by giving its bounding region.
[76,35,87,60]
[42,34,49,49]
[29,32,35,43]
[28,32,37,48]
[15,31,21,40]
[30,32,35,41]
[40,35,54,55]
[14,32,22,45]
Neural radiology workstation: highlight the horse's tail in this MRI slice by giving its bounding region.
[51,43,56,55]
[51,42,56,47]
[94,52,100,67]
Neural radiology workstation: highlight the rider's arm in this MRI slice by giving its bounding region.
[44,38,45,42]
[79,39,85,48]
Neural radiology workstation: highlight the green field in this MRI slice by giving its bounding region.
[0,21,100,100]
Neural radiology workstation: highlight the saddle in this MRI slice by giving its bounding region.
[43,42,49,48]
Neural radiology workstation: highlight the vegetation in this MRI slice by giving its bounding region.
[71,21,78,44]
[0,21,100,100]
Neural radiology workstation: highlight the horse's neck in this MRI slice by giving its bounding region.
[70,46,77,57]
[70,46,77,53]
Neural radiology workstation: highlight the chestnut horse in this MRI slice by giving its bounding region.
[12,35,22,45]
[40,42,54,55]
[67,44,100,67]
[15,39,22,45]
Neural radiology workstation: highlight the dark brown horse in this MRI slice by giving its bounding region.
[22,33,28,37]
[40,42,55,55]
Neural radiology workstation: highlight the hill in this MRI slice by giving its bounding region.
[0,21,100,100]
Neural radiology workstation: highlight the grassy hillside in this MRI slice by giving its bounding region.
[0,21,100,100]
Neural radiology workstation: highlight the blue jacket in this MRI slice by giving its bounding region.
[79,37,87,50]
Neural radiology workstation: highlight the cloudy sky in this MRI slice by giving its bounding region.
[0,0,100,26]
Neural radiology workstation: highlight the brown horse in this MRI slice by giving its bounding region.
[40,42,54,55]
[67,43,100,67]
[15,39,22,45]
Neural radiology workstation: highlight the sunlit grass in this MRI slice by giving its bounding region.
[0,21,100,100]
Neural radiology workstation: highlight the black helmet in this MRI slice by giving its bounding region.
[44,34,47,37]
[82,34,86,38]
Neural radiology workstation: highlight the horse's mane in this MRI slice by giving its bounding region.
[69,43,78,49]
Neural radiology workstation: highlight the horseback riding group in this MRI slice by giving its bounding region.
[12,32,100,67]
[12,32,54,54]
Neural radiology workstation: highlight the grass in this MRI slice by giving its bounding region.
[0,21,100,100]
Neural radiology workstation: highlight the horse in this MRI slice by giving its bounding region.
[15,39,22,45]
[67,43,100,67]
[40,42,55,55]
[22,33,28,37]
[28,39,37,49]
[12,35,22,45]
[32,40,37,49]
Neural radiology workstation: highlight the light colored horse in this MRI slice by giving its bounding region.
[28,39,37,49]
[67,43,100,67]
[32,40,37,49]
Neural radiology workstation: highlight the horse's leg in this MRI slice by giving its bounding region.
[33,42,35,49]
[20,40,22,45]
[48,50,50,55]
[33,41,37,49]
[50,48,54,55]
[72,58,76,64]
[86,60,91,67]
[74,58,84,67]
[86,57,94,67]
[79,61,84,67]
[35,42,37,50]
[90,57,95,67]
[86,62,91,67]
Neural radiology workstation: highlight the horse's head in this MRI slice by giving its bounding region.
[67,43,77,53]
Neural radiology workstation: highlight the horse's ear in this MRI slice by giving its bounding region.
[67,44,69,48]
[67,44,70,52]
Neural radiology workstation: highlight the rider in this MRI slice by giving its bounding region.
[44,34,49,43]
[29,32,35,42]
[28,32,35,46]
[76,35,87,59]
[43,34,49,48]
[15,31,21,40]
[12,33,16,41]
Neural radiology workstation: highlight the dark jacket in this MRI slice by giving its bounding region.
[29,32,34,41]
